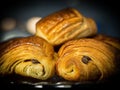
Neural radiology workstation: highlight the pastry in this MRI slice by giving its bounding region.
[0,36,58,80]
[36,7,97,46]
[56,38,120,82]
[93,34,120,50]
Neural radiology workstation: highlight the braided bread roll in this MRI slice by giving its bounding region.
[0,36,58,80]
[56,35,120,82]
[36,8,97,46]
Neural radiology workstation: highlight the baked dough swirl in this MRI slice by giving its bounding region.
[93,34,120,50]
[0,36,58,80]
[36,7,97,46]
[56,37,120,82]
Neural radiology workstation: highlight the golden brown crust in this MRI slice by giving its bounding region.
[0,36,55,57]
[93,34,120,50]
[0,36,58,80]
[56,38,119,82]
[36,7,97,46]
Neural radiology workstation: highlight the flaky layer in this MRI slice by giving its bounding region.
[56,39,118,82]
[0,36,58,80]
[36,8,97,46]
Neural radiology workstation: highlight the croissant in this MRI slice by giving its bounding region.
[36,7,97,46]
[0,36,58,80]
[56,36,120,82]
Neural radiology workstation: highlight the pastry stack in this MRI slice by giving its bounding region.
[0,7,120,83]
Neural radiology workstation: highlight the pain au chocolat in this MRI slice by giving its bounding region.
[56,35,120,82]
[0,36,58,80]
[36,7,97,46]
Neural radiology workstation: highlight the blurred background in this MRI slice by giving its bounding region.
[0,0,120,88]
[0,0,119,42]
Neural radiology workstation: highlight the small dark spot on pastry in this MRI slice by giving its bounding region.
[82,56,91,64]
[24,59,40,64]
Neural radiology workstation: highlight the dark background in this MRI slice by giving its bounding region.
[0,0,120,89]
[0,0,120,42]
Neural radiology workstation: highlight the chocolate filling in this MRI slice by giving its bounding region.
[24,59,40,64]
[82,56,91,64]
